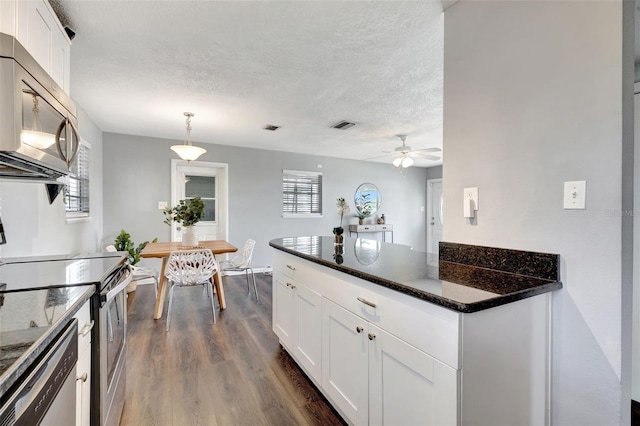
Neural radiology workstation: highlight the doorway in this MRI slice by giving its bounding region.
[170,160,229,243]
[426,178,443,256]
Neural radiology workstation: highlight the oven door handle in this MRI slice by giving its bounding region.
[104,268,132,304]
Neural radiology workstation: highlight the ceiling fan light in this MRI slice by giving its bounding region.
[392,157,402,167]
[401,157,414,168]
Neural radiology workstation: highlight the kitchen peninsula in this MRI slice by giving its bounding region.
[270,236,562,425]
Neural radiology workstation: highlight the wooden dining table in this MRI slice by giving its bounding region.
[140,240,238,319]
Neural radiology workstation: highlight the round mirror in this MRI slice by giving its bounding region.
[354,183,380,217]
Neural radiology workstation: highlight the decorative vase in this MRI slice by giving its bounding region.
[334,234,344,245]
[181,226,199,247]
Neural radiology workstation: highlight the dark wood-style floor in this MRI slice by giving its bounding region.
[121,273,345,425]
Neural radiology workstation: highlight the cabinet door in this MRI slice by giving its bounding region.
[369,324,458,426]
[16,0,53,72]
[273,272,295,348]
[322,298,368,425]
[293,283,322,382]
[51,26,70,91]
[76,346,91,426]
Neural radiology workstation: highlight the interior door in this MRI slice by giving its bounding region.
[427,179,443,255]
[171,160,228,243]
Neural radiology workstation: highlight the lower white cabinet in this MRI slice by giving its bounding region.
[74,299,93,426]
[273,271,322,383]
[322,298,457,426]
[272,250,550,426]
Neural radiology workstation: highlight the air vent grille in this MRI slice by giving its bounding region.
[263,125,280,131]
[331,120,358,130]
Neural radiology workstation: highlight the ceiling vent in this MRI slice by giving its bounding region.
[331,120,358,130]
[263,124,280,131]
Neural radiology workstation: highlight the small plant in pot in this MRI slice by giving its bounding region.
[334,197,350,245]
[163,197,205,247]
[114,230,157,292]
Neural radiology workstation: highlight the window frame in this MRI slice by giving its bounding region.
[282,169,323,218]
[65,139,90,220]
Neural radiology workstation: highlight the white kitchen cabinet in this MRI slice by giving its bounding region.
[273,270,322,383]
[7,0,72,92]
[368,324,457,426]
[272,249,550,426]
[74,299,93,426]
[322,297,457,426]
[322,298,368,425]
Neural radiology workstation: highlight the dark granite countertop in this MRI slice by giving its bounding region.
[0,285,94,396]
[269,236,562,313]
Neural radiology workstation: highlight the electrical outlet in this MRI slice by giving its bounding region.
[158,201,168,210]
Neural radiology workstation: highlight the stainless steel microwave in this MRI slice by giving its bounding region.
[0,32,79,182]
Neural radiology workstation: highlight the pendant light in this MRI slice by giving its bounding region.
[21,92,56,149]
[171,112,206,162]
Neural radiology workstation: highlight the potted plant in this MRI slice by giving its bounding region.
[114,230,157,292]
[163,196,205,247]
[334,197,349,245]
[356,193,374,225]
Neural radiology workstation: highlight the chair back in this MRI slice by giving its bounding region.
[235,239,256,268]
[165,249,218,286]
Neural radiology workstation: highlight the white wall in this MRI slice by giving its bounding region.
[101,132,429,268]
[443,2,627,424]
[0,107,104,257]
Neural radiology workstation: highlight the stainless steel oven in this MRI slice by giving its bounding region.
[92,264,131,426]
[0,319,78,425]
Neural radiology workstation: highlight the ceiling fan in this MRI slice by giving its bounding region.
[369,135,441,168]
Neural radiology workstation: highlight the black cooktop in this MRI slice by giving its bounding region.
[0,252,125,292]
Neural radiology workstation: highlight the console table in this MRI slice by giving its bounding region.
[348,224,394,242]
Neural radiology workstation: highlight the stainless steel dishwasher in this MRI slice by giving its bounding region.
[0,319,78,425]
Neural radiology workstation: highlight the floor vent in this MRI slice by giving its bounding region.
[331,120,358,130]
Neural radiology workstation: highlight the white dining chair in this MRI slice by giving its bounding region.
[220,239,257,300]
[106,245,159,296]
[164,248,219,331]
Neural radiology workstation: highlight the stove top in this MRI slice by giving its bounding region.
[0,253,125,293]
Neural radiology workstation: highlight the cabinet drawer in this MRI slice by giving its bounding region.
[74,300,93,353]
[322,272,460,369]
[376,224,392,231]
[273,251,313,280]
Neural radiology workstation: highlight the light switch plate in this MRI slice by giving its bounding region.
[158,201,168,210]
[563,181,586,209]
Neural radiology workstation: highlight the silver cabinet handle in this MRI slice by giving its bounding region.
[77,373,88,382]
[78,320,94,337]
[286,265,296,271]
[356,326,363,333]
[357,297,377,308]
[368,333,376,341]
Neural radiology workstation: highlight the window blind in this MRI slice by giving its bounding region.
[66,143,90,217]
[282,170,323,216]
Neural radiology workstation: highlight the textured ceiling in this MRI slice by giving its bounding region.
[55,0,444,167]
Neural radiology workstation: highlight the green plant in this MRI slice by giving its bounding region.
[333,226,344,235]
[115,230,157,265]
[163,197,205,227]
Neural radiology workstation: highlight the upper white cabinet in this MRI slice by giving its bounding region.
[1,0,71,92]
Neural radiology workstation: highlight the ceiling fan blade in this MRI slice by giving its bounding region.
[364,153,395,160]
[410,152,441,160]
[413,147,442,153]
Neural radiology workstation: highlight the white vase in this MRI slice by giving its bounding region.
[181,226,199,247]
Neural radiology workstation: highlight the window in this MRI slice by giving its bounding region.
[65,141,90,218]
[185,174,216,222]
[282,169,323,217]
